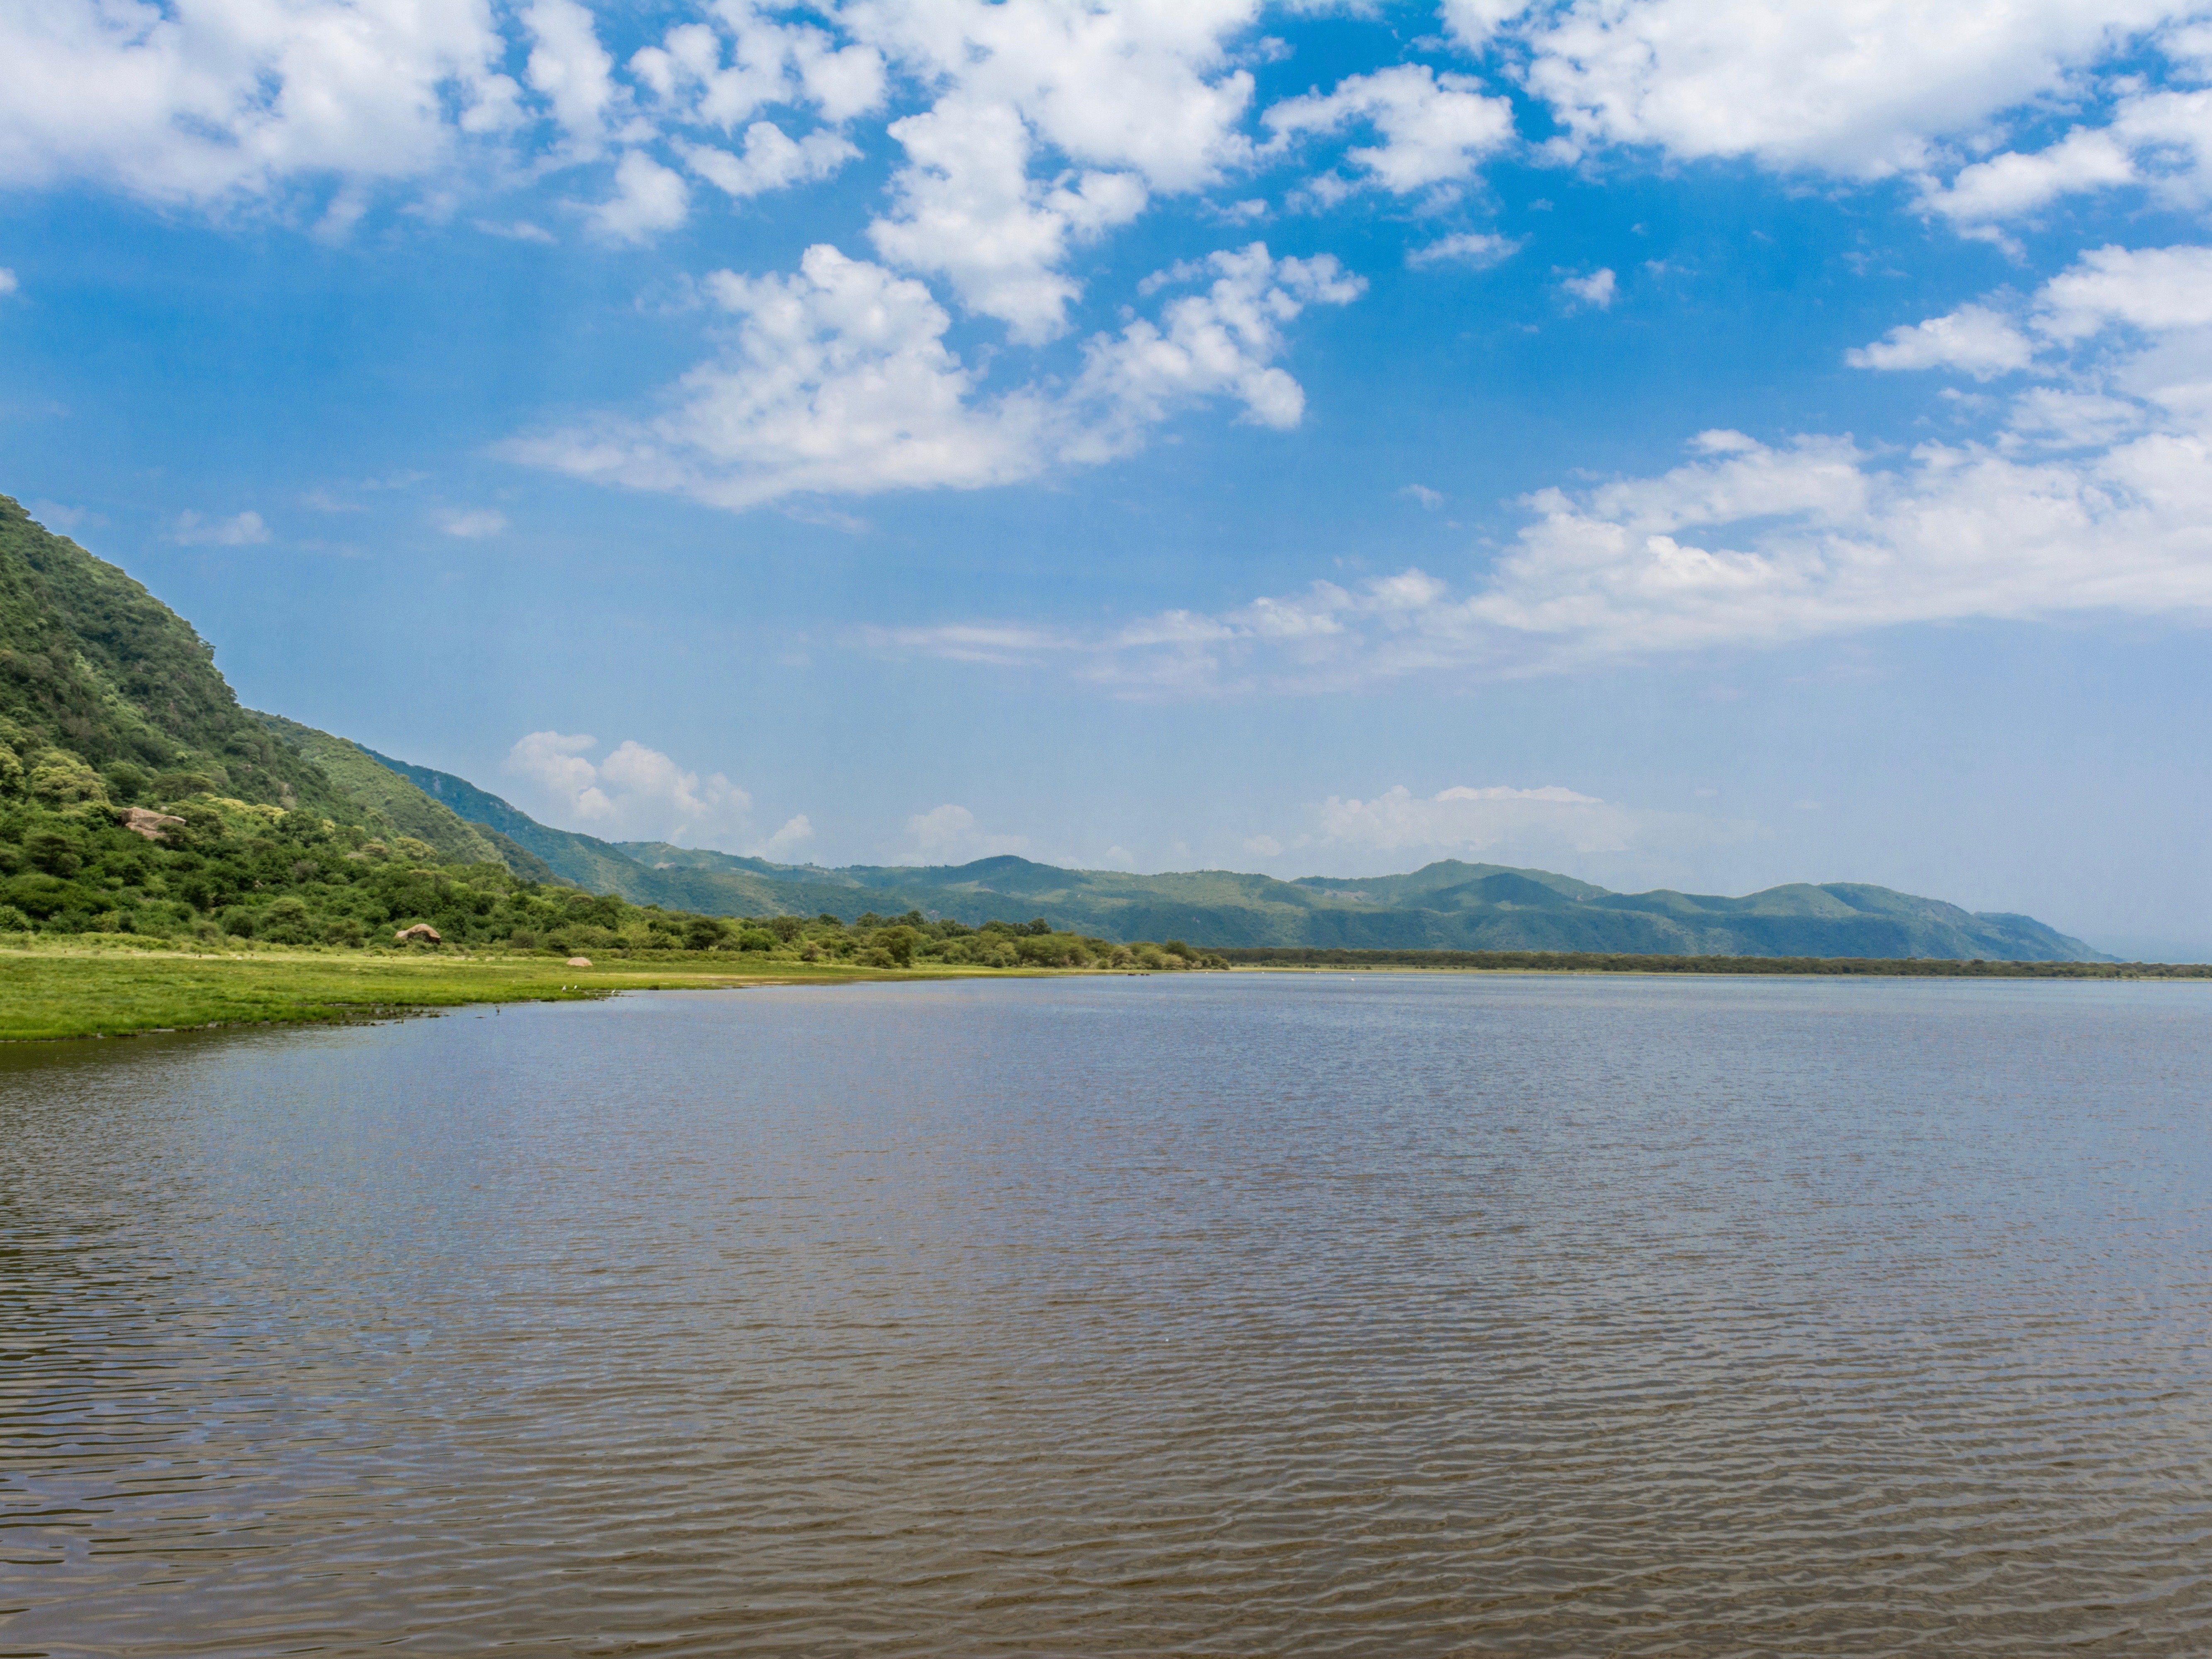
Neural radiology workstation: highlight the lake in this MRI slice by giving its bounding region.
[4,973,2209,1655]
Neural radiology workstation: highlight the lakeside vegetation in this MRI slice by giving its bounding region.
[1214,947,2212,978]
[0,943,893,1042]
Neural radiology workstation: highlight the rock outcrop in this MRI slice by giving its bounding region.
[120,806,186,842]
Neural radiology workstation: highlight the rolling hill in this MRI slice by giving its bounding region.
[363,754,2107,961]
[0,491,2112,962]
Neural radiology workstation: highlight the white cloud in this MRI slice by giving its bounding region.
[1844,245,2212,389]
[0,0,517,202]
[507,243,1050,509]
[1920,83,2212,226]
[1407,231,1520,268]
[1264,64,1514,197]
[760,814,815,857]
[591,149,689,241]
[1442,0,1537,50]
[839,0,1265,344]
[867,95,1148,341]
[170,509,270,546]
[902,803,1029,864]
[1242,833,1285,857]
[1846,304,2036,377]
[629,5,885,130]
[525,0,618,153]
[1923,127,2138,224]
[682,123,857,202]
[1402,484,1445,507]
[27,499,93,530]
[510,240,1358,509]
[0,268,16,295]
[504,730,767,846]
[435,508,510,537]
[1516,0,2179,178]
[1561,267,1616,308]
[2032,243,2212,341]
[1308,784,1630,858]
[1066,242,1365,454]
[476,219,557,243]
[874,375,2212,691]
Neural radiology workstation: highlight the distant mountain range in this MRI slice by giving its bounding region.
[363,749,2105,961]
[0,490,2109,963]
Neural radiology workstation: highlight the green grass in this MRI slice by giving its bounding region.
[0,941,964,1042]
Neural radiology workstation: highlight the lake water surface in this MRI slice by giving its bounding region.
[3,973,2210,1656]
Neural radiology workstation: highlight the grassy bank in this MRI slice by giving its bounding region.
[1215,947,2212,977]
[0,939,961,1042]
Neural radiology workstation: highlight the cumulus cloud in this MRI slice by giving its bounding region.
[1845,244,2212,384]
[682,123,857,202]
[1920,85,2212,226]
[759,814,816,858]
[170,509,270,546]
[854,0,1263,340]
[590,150,689,241]
[1846,304,2036,377]
[505,730,784,847]
[525,0,618,153]
[1407,231,1520,268]
[873,252,2212,694]
[0,0,519,202]
[1560,267,1616,309]
[902,803,1030,864]
[868,96,1147,341]
[1264,64,1514,198]
[435,508,509,537]
[1233,780,1767,886]
[1516,0,2179,178]
[1307,785,1632,858]
[508,241,1359,509]
[1066,242,1365,453]
[506,243,1050,509]
[2032,243,2212,340]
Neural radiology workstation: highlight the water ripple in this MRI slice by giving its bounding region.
[2,975,2209,1655]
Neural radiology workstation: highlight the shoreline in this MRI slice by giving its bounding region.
[8,940,2210,1046]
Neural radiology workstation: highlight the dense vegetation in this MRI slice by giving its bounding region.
[0,491,2122,967]
[1214,948,2204,978]
[0,778,1224,970]
[371,751,2111,961]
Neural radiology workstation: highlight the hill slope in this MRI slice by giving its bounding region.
[0,495,347,815]
[369,755,2107,961]
[0,492,2112,964]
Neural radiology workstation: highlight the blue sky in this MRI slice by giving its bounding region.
[5,0,2212,954]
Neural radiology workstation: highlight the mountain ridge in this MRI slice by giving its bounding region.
[365,755,2109,961]
[0,491,2114,963]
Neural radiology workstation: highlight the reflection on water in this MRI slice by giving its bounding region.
[2,974,2209,1656]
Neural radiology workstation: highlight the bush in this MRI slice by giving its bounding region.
[24,831,81,877]
[0,904,31,932]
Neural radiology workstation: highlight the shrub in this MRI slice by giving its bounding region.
[24,831,81,877]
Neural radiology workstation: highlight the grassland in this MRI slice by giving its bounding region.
[0,939,966,1043]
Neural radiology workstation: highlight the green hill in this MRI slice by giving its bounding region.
[370,759,2107,961]
[0,492,2114,964]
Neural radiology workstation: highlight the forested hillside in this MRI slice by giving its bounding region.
[0,493,2112,963]
[0,495,1221,971]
